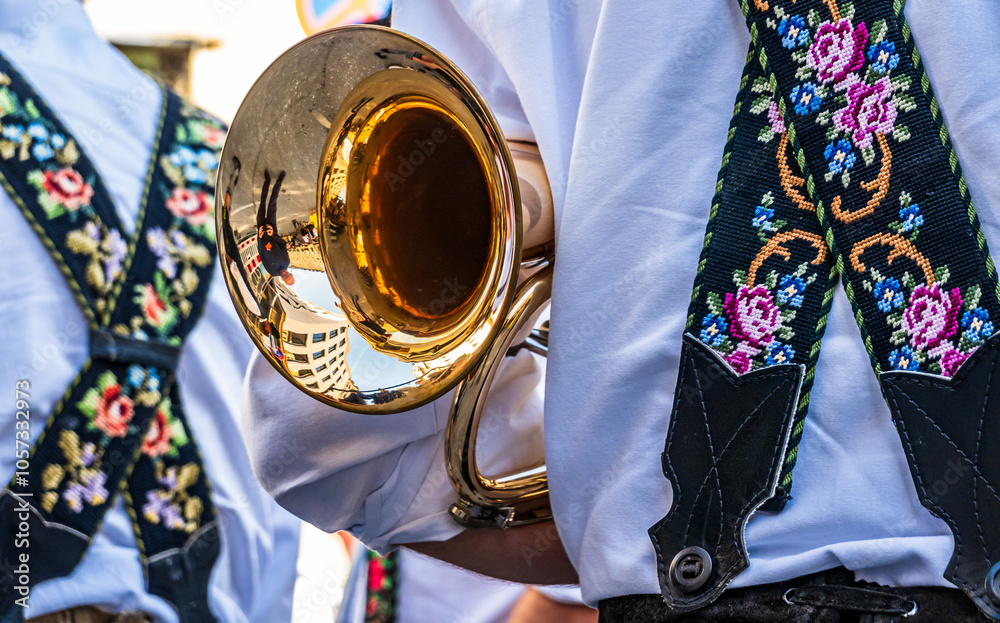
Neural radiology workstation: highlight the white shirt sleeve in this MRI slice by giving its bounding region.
[242,348,547,552]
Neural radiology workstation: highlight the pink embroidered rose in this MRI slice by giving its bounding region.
[166,187,212,225]
[141,407,172,457]
[902,283,963,351]
[807,20,868,85]
[724,285,782,348]
[767,101,786,134]
[137,284,171,328]
[94,384,134,438]
[940,348,971,377]
[725,342,760,375]
[43,167,94,210]
[834,77,898,149]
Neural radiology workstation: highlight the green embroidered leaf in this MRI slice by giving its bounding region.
[795,65,815,81]
[959,335,978,351]
[706,292,724,315]
[772,219,788,230]
[65,229,99,255]
[758,127,775,143]
[782,309,797,323]
[732,269,748,286]
[791,50,808,64]
[966,285,982,310]
[894,93,917,113]
[870,268,885,283]
[776,327,794,341]
[765,270,779,290]
[862,279,874,292]
[760,191,774,207]
[891,74,912,92]
[807,9,821,27]
[750,95,771,115]
[861,145,877,167]
[909,228,919,242]
[929,362,942,374]
[96,370,117,393]
[24,99,40,119]
[172,418,190,449]
[816,109,832,126]
[57,140,80,166]
[824,171,836,183]
[887,313,903,328]
[887,221,901,233]
[891,330,908,346]
[717,339,735,355]
[900,272,916,289]
[0,139,16,160]
[841,170,851,189]
[773,6,788,20]
[758,231,770,244]
[77,388,98,419]
[841,2,856,20]
[86,261,105,290]
[58,430,80,464]
[751,76,771,94]
[826,126,840,142]
[893,125,911,142]
[934,265,950,285]
[871,19,888,44]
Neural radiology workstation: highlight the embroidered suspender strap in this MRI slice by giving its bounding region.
[649,50,837,611]
[364,550,400,623]
[0,53,226,623]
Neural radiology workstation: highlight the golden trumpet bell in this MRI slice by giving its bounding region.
[216,26,552,527]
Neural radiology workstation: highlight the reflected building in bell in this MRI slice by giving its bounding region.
[238,233,267,296]
[274,284,356,394]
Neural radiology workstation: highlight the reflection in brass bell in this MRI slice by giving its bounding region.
[215,26,554,528]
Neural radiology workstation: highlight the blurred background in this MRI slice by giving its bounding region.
[82,2,392,621]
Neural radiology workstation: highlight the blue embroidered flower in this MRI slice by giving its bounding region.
[790,83,822,116]
[766,342,796,365]
[867,41,900,74]
[899,203,923,232]
[50,133,66,150]
[753,205,775,230]
[961,307,994,342]
[777,275,807,307]
[2,124,24,142]
[778,16,809,49]
[128,365,146,387]
[873,278,905,313]
[824,139,856,174]
[32,141,54,161]
[888,346,920,371]
[147,369,161,393]
[700,314,729,347]
[27,122,48,141]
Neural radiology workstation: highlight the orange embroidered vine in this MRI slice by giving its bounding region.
[748,230,828,286]
[777,132,815,213]
[849,233,935,284]
[830,133,893,224]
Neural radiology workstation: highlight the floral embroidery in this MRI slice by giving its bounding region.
[834,77,897,150]
[133,280,180,337]
[824,139,855,174]
[65,220,127,296]
[778,15,810,49]
[790,82,823,115]
[867,40,899,75]
[806,19,868,85]
[141,462,204,533]
[873,277,904,312]
[700,314,729,347]
[39,431,110,514]
[365,551,399,622]
[165,186,212,225]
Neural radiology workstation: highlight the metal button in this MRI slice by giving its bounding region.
[986,561,1000,607]
[669,546,713,593]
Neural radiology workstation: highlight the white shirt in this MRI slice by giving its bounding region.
[244,0,1000,608]
[0,2,300,621]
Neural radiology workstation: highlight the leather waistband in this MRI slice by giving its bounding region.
[598,567,985,623]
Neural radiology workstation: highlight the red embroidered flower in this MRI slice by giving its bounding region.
[902,283,963,351]
[137,283,171,328]
[43,167,94,211]
[807,20,869,85]
[94,384,134,438]
[940,348,971,377]
[834,77,898,150]
[368,558,387,592]
[142,406,173,457]
[166,187,212,225]
[724,285,783,348]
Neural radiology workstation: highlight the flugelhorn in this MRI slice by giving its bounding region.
[215,26,554,528]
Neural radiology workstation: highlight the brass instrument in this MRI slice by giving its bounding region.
[215,26,554,528]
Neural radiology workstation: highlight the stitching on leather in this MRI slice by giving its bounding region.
[889,388,971,594]
[680,359,724,550]
[972,348,997,575]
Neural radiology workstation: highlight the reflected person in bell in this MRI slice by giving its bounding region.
[256,169,296,286]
